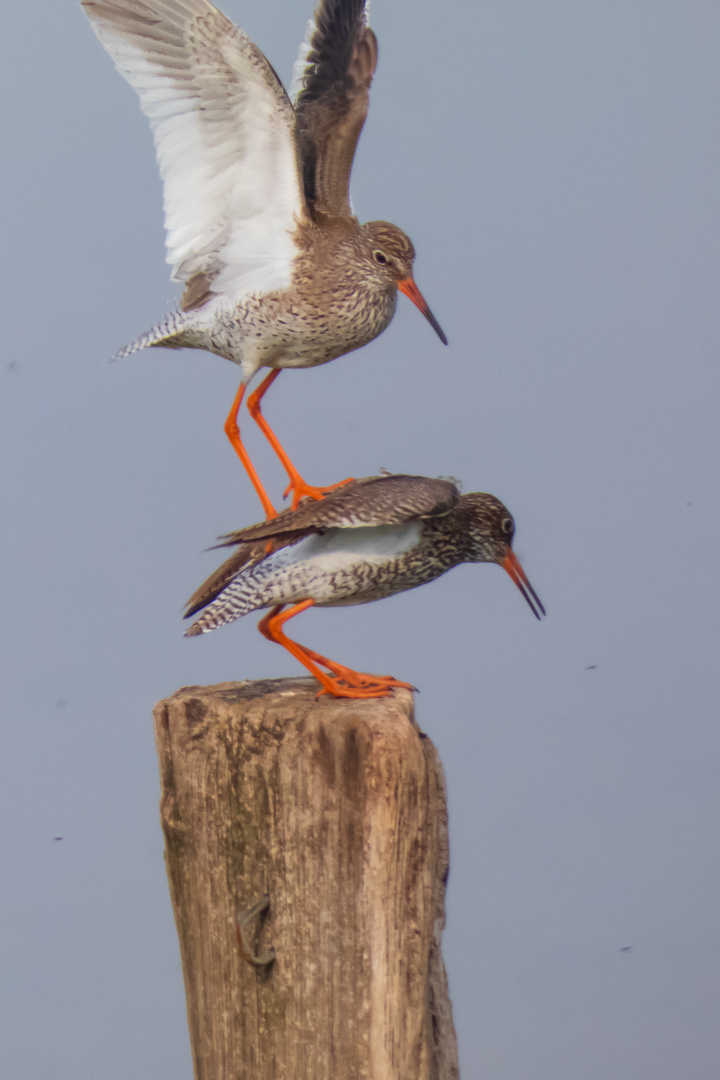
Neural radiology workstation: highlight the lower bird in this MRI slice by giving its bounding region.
[184,474,545,698]
[81,0,447,517]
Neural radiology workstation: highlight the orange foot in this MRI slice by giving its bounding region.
[284,475,356,509]
[316,674,417,700]
[257,601,417,701]
[298,644,417,700]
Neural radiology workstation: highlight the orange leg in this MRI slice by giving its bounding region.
[257,601,416,700]
[293,639,416,697]
[290,641,393,685]
[224,382,277,519]
[246,371,355,510]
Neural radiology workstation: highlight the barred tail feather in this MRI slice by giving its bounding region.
[185,612,225,637]
[184,571,270,638]
[110,312,188,361]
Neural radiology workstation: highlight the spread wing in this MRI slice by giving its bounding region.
[217,474,461,544]
[292,0,377,219]
[82,0,306,304]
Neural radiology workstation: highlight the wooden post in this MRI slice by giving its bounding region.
[153,678,459,1079]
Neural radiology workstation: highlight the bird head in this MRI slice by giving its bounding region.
[462,493,545,620]
[361,221,447,344]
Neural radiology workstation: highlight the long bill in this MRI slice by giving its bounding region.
[502,549,546,620]
[397,277,448,345]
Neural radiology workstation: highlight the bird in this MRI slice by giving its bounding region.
[81,0,447,517]
[184,473,545,698]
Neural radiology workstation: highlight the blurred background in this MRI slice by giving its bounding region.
[2,1,719,1076]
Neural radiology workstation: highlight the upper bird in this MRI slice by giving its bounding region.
[81,0,447,516]
[184,473,545,699]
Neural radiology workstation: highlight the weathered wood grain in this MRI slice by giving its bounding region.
[153,678,459,1079]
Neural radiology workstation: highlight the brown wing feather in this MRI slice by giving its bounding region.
[295,0,377,219]
[217,475,461,545]
[180,271,214,312]
[184,541,267,619]
[185,474,459,621]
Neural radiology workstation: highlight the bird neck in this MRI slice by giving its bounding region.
[420,509,472,568]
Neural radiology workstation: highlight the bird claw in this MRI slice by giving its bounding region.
[314,671,418,700]
[295,644,417,699]
[283,476,356,507]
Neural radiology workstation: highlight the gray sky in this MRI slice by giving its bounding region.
[2,1,720,1076]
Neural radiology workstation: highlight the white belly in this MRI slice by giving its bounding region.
[262,522,422,607]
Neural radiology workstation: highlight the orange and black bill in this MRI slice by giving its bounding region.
[398,277,448,345]
[502,549,545,620]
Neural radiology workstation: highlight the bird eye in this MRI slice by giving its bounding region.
[501,516,514,535]
[373,250,389,265]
